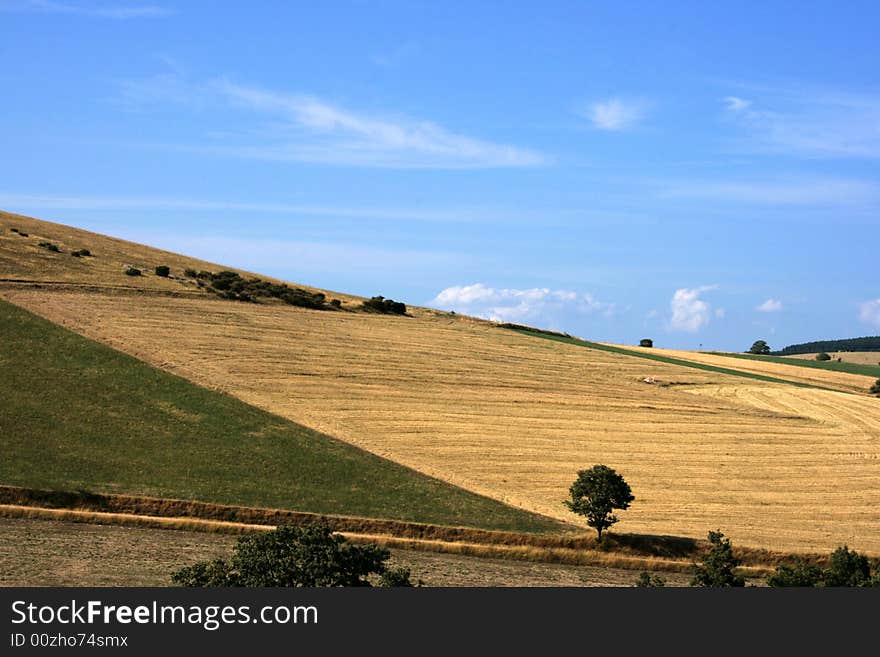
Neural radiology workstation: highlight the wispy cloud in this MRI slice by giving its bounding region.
[581,98,646,131]
[756,298,782,313]
[0,192,551,225]
[722,89,880,158]
[859,299,880,328]
[114,74,547,169]
[211,80,547,169]
[669,285,717,332]
[429,283,613,324]
[1,0,172,18]
[659,178,880,206]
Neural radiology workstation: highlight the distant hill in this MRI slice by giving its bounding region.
[773,336,880,356]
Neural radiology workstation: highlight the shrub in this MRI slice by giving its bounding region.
[767,557,823,587]
[124,267,142,277]
[748,340,771,355]
[10,227,19,233]
[71,249,92,258]
[155,265,171,277]
[634,572,665,587]
[184,268,198,278]
[330,299,342,308]
[639,338,653,348]
[38,242,61,253]
[816,352,831,361]
[361,295,407,315]
[378,567,421,587]
[690,530,745,587]
[18,232,28,237]
[171,522,412,587]
[870,379,880,395]
[824,546,877,587]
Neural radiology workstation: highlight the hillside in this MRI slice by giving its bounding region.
[773,336,880,356]
[2,210,880,554]
[0,298,561,532]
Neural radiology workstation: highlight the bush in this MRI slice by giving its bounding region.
[767,557,823,587]
[361,296,407,315]
[330,299,342,308]
[870,379,880,395]
[171,522,414,587]
[38,242,61,253]
[634,572,665,587]
[124,267,142,277]
[639,339,653,348]
[10,227,19,233]
[184,268,198,278]
[824,546,877,587]
[690,530,745,587]
[71,249,92,258]
[16,230,28,237]
[155,265,171,277]
[748,340,771,355]
[378,567,421,587]
[816,352,831,361]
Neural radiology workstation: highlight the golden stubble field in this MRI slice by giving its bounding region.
[4,286,879,555]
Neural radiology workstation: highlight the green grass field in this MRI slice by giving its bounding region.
[0,299,564,533]
[702,351,880,378]
[505,327,840,392]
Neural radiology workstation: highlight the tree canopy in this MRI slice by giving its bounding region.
[564,465,634,541]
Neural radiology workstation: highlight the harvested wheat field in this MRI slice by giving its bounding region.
[620,344,875,393]
[785,352,880,366]
[3,283,879,556]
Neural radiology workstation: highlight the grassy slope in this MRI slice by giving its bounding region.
[506,328,840,392]
[0,299,564,533]
[704,351,880,378]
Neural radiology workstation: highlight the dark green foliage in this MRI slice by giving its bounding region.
[155,265,170,277]
[564,465,634,541]
[38,242,61,253]
[639,338,653,348]
[0,299,562,532]
[690,530,745,587]
[201,270,330,309]
[378,566,421,587]
[71,249,92,258]
[870,379,880,395]
[634,572,665,587]
[816,352,831,361]
[330,299,342,309]
[183,268,198,278]
[705,350,880,378]
[10,227,19,233]
[17,231,29,237]
[124,267,142,276]
[171,523,398,587]
[775,336,880,356]
[767,557,823,587]
[748,340,771,355]
[361,296,407,315]
[824,546,877,587]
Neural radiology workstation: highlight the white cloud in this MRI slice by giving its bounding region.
[0,192,532,224]
[1,0,172,18]
[669,286,717,332]
[429,283,612,324]
[859,299,880,327]
[722,89,880,158]
[583,98,645,131]
[756,298,782,313]
[723,96,752,112]
[166,79,546,169]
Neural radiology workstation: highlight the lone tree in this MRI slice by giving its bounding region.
[690,530,745,587]
[748,340,771,355]
[171,522,415,587]
[564,465,634,541]
[815,352,832,361]
[639,338,653,348]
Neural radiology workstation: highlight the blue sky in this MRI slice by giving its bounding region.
[1,1,878,350]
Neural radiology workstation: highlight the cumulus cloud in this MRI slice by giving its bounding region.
[756,298,782,313]
[429,283,612,324]
[859,299,880,327]
[583,98,645,131]
[669,286,717,332]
